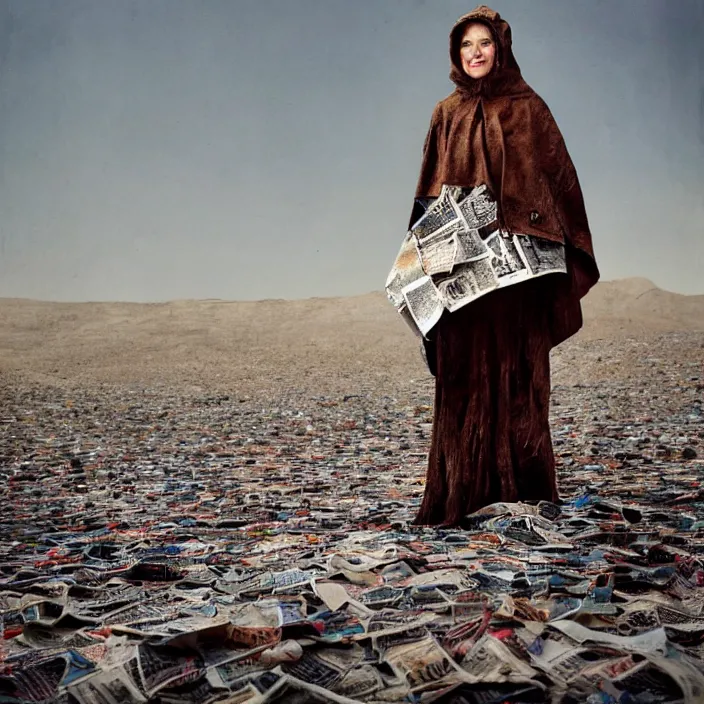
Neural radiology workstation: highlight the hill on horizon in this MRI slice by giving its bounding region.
[1,277,702,395]
[1,276,701,306]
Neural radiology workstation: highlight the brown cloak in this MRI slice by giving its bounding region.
[412,6,600,526]
[415,5,599,346]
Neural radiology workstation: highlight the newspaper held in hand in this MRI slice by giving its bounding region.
[385,184,567,338]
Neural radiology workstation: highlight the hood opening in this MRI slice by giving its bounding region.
[450,16,502,79]
[448,5,527,98]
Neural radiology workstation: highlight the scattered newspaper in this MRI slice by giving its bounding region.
[386,184,567,337]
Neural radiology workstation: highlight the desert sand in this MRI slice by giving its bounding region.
[0,277,702,398]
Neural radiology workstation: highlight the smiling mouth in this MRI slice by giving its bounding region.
[469,61,485,67]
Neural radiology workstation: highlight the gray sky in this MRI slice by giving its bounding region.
[1,0,703,301]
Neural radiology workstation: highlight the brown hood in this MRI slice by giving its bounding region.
[449,5,530,98]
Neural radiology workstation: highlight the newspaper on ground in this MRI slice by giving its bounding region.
[1,352,704,702]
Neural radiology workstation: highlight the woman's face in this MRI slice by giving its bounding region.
[459,23,496,79]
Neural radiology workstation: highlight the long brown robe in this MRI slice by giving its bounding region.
[412,6,599,526]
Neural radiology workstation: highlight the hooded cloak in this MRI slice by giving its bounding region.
[413,7,600,526]
[415,5,599,346]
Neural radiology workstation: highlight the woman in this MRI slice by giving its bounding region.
[411,6,599,526]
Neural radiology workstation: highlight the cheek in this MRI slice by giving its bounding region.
[485,45,496,64]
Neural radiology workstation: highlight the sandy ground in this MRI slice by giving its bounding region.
[0,277,702,399]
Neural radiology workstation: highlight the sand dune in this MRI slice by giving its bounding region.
[0,278,702,394]
[581,277,704,335]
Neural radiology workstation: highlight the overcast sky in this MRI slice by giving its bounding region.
[0,0,702,301]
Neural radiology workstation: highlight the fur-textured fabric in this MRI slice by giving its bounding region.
[415,5,599,344]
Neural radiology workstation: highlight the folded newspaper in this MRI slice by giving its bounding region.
[385,184,567,338]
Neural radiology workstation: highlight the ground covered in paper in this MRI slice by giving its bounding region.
[1,285,704,702]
